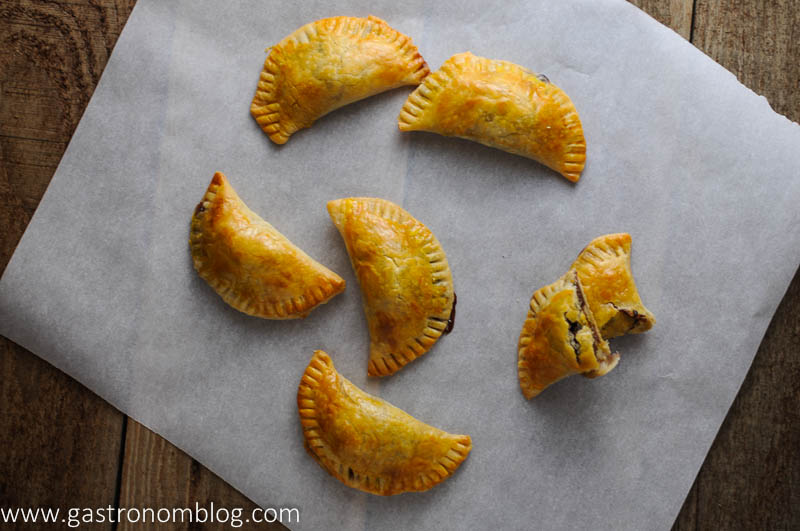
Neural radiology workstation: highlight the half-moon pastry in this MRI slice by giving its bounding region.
[327,197,455,377]
[251,16,430,144]
[518,270,619,399]
[571,233,655,338]
[298,350,472,495]
[190,172,345,319]
[398,52,586,182]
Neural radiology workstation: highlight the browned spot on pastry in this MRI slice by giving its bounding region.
[376,311,399,349]
[209,172,225,187]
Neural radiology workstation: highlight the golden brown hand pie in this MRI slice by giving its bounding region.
[298,350,472,495]
[517,270,619,399]
[327,198,455,377]
[398,52,586,182]
[571,233,655,338]
[251,16,429,144]
[190,172,345,319]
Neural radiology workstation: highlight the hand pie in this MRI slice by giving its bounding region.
[398,52,586,182]
[298,350,472,495]
[571,233,656,338]
[327,198,455,377]
[518,270,619,399]
[251,16,429,144]
[190,172,345,319]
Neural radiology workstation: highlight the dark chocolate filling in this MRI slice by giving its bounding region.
[444,293,457,334]
[625,309,641,333]
[609,302,645,333]
[565,315,582,364]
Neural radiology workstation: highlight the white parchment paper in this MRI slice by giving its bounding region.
[2,1,799,529]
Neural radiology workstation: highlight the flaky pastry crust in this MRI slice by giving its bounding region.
[571,233,656,338]
[327,198,455,377]
[251,16,429,144]
[298,350,472,495]
[398,52,586,182]
[517,271,619,399]
[190,172,345,319]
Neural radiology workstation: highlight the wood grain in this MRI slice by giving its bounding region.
[118,420,285,530]
[693,0,800,121]
[0,1,798,530]
[691,268,800,530]
[678,1,800,529]
[0,2,134,529]
[0,340,123,531]
[629,0,695,39]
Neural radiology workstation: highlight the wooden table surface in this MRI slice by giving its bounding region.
[1,1,798,529]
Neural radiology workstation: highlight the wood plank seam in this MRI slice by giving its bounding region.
[111,415,128,531]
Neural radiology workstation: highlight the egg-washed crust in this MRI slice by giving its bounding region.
[298,350,472,495]
[251,15,430,144]
[190,172,345,319]
[517,270,618,399]
[571,233,656,338]
[398,51,586,182]
[327,197,455,377]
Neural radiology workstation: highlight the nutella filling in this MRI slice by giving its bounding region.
[608,302,645,334]
[565,315,582,364]
[444,293,457,334]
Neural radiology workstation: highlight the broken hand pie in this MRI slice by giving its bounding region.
[571,233,656,338]
[398,52,586,182]
[190,172,345,319]
[517,270,619,399]
[298,350,472,495]
[328,198,455,377]
[518,234,655,398]
[251,16,429,144]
